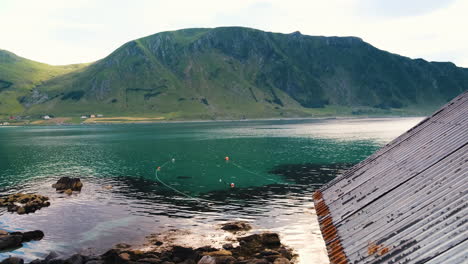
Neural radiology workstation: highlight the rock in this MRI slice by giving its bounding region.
[17,207,26,214]
[0,230,9,236]
[0,257,24,264]
[101,249,129,263]
[29,260,44,264]
[45,251,60,261]
[114,243,131,249]
[118,253,130,261]
[222,244,233,250]
[172,246,198,261]
[273,258,290,264]
[277,247,293,260]
[259,250,280,256]
[65,254,85,264]
[53,177,83,192]
[214,256,236,264]
[0,235,23,250]
[0,193,49,214]
[84,261,104,264]
[204,250,232,257]
[64,189,73,195]
[179,260,196,264]
[197,256,215,264]
[261,233,281,247]
[136,258,161,263]
[220,222,251,232]
[21,230,44,242]
[195,246,217,253]
[153,241,163,246]
[47,259,66,264]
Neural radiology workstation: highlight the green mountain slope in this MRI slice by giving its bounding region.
[2,27,468,119]
[0,50,86,116]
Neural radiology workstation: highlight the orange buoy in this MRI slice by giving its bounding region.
[230,183,235,188]
[225,156,230,161]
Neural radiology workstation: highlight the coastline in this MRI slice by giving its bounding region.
[0,114,425,127]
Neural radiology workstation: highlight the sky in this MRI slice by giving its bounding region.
[0,0,467,67]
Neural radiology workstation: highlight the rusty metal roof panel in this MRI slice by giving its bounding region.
[314,91,468,264]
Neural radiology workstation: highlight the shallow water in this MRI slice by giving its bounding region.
[0,117,423,263]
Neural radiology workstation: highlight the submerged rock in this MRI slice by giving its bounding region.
[0,193,50,214]
[52,177,83,192]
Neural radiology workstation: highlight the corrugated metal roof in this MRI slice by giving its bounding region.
[314,91,468,264]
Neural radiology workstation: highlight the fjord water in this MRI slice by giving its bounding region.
[0,118,422,263]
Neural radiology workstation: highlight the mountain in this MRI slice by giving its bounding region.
[0,50,85,116]
[1,27,467,120]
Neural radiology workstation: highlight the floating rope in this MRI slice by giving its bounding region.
[228,159,282,184]
[154,159,218,204]
[155,156,290,203]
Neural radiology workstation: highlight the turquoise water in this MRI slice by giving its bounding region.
[0,117,422,262]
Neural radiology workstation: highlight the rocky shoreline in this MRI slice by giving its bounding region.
[1,180,297,264]
[0,194,50,214]
[1,227,295,264]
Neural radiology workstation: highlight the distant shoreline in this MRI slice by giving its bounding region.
[0,115,426,127]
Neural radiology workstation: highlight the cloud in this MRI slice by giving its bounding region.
[0,0,466,67]
[357,0,457,18]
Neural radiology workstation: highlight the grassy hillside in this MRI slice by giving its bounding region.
[1,27,467,120]
[0,50,86,117]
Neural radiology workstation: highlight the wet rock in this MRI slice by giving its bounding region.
[114,243,132,249]
[0,257,24,264]
[196,246,218,253]
[204,250,232,257]
[118,253,131,261]
[214,256,236,264]
[153,241,163,246]
[0,234,23,250]
[220,222,251,232]
[101,249,128,264]
[238,233,281,250]
[64,254,85,264]
[172,246,198,261]
[0,193,50,214]
[45,251,60,261]
[197,256,215,264]
[29,260,45,264]
[52,177,83,192]
[222,243,233,250]
[179,260,196,264]
[261,233,280,247]
[273,258,290,264]
[47,259,66,264]
[20,230,45,242]
[136,258,161,263]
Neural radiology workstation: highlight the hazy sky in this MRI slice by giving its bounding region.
[1,0,466,67]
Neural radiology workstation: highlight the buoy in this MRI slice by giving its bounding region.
[157,166,161,171]
[225,156,229,161]
[172,158,175,163]
[230,183,235,188]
